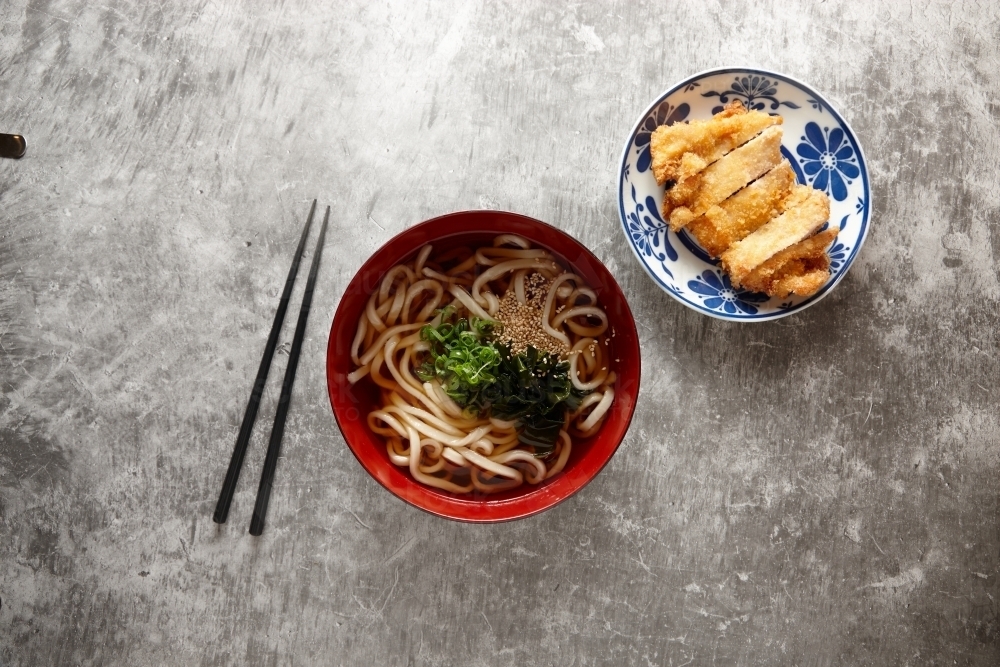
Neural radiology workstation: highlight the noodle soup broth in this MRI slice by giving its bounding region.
[327,212,639,521]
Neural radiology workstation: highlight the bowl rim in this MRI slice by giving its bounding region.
[616,66,872,322]
[326,210,641,522]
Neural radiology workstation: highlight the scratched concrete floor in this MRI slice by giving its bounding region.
[1,1,998,665]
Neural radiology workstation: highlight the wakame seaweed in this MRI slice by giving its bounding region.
[477,344,583,458]
[415,312,582,457]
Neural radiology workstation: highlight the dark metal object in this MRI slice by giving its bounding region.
[212,200,317,524]
[249,206,330,536]
[0,134,26,159]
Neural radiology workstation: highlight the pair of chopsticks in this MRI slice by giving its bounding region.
[213,200,329,535]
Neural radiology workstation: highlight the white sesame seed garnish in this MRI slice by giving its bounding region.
[493,272,568,357]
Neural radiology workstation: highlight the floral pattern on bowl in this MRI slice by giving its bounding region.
[617,68,871,322]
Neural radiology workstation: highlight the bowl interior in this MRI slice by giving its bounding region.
[327,211,640,522]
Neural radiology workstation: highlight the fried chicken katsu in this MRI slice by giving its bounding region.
[648,101,835,299]
[738,228,838,298]
[720,185,830,284]
[685,160,796,257]
[650,103,782,186]
[665,126,784,231]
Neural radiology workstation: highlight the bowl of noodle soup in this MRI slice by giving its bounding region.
[327,211,640,522]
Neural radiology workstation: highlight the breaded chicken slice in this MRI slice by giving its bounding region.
[649,102,782,186]
[739,227,838,297]
[686,160,797,257]
[770,266,830,298]
[666,126,784,230]
[721,185,830,286]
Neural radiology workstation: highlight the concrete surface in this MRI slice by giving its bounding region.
[2,1,998,665]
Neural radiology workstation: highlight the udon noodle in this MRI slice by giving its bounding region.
[347,234,615,494]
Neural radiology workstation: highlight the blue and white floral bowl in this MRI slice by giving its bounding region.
[618,68,871,321]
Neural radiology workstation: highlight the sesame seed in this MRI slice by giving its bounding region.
[493,272,569,357]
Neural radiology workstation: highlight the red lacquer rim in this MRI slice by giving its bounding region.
[326,211,641,522]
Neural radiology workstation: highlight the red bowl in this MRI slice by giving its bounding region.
[326,211,641,522]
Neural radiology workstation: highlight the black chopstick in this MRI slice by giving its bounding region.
[0,133,26,159]
[213,200,317,524]
[249,205,330,536]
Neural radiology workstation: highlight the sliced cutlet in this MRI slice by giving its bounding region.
[686,160,797,257]
[739,227,838,297]
[721,185,831,286]
[649,103,782,186]
[666,126,784,231]
[768,267,830,298]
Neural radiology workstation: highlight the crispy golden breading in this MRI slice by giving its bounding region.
[649,102,782,186]
[649,102,836,300]
[721,185,831,286]
[772,266,830,298]
[666,126,784,231]
[739,228,838,297]
[686,160,797,257]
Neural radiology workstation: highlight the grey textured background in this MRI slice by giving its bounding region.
[2,1,999,665]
